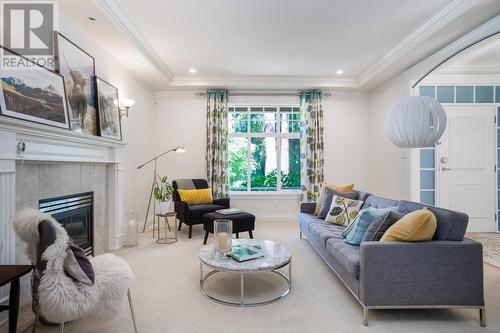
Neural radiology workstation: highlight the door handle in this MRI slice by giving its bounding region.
[441,167,452,171]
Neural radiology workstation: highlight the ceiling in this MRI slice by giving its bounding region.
[59,0,500,91]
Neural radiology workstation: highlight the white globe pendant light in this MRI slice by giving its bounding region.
[385,95,447,148]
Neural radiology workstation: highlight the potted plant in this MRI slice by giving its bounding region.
[154,175,174,214]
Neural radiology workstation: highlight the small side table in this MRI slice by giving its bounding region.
[0,265,32,333]
[156,212,178,244]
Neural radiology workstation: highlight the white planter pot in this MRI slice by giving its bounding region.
[158,201,171,214]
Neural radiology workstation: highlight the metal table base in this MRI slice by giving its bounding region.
[199,260,291,307]
[156,213,178,244]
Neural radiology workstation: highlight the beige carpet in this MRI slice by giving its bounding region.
[467,233,500,268]
[3,220,500,333]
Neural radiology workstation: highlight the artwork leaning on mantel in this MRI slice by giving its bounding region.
[54,32,98,135]
[96,77,122,141]
[0,46,70,129]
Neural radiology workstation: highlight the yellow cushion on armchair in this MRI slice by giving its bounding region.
[177,188,213,205]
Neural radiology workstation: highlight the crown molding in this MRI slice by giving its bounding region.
[169,76,358,90]
[93,0,174,84]
[356,0,478,88]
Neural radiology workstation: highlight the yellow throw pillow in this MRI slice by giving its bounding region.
[177,188,213,205]
[314,182,355,215]
[380,208,437,242]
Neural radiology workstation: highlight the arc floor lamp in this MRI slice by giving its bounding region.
[137,145,185,232]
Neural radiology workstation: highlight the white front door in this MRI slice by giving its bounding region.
[437,105,496,232]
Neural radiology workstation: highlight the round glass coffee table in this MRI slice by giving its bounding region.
[199,239,291,307]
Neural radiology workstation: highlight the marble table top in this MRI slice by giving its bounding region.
[199,239,291,272]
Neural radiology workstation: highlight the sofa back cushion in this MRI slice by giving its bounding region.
[355,191,372,203]
[397,200,468,241]
[363,195,398,209]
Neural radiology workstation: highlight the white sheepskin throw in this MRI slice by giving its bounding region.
[13,208,134,324]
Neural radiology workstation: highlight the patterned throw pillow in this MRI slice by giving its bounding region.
[318,187,358,220]
[314,183,355,215]
[324,195,364,226]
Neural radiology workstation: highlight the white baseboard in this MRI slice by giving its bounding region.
[254,214,298,222]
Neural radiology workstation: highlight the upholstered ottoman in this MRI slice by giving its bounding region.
[202,211,255,244]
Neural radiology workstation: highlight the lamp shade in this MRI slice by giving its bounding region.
[384,95,447,148]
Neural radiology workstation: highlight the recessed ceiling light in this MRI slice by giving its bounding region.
[88,17,96,21]
[336,69,344,75]
[189,68,197,73]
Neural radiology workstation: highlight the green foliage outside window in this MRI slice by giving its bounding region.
[228,108,301,191]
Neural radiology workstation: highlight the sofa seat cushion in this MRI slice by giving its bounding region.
[299,213,331,234]
[189,204,225,218]
[299,213,322,226]
[326,238,360,279]
[309,222,346,247]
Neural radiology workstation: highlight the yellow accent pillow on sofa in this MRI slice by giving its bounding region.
[314,182,355,215]
[380,208,437,241]
[177,188,213,205]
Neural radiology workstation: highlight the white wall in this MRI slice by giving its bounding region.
[154,91,369,220]
[367,75,412,200]
[59,15,157,228]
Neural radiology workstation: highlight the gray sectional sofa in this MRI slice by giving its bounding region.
[299,191,485,327]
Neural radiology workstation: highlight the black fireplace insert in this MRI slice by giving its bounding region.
[39,192,94,256]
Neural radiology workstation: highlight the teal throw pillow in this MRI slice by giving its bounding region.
[344,206,398,246]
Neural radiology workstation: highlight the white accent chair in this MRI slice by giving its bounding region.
[13,209,138,333]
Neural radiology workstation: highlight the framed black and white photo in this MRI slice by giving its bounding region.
[0,47,70,129]
[55,32,98,135]
[96,77,122,141]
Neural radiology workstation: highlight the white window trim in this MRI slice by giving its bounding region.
[228,104,301,193]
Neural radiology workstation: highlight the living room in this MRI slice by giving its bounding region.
[1,0,500,332]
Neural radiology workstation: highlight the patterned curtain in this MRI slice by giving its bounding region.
[206,90,229,198]
[299,90,324,201]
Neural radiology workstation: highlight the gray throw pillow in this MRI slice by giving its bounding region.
[362,211,405,242]
[64,242,95,285]
[318,188,358,219]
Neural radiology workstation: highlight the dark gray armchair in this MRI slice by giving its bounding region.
[173,179,230,238]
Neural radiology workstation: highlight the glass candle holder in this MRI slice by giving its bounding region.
[214,219,232,257]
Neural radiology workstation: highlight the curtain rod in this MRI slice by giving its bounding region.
[195,91,332,97]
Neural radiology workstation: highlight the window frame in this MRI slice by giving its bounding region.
[228,104,301,193]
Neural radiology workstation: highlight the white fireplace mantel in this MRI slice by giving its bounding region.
[0,117,127,274]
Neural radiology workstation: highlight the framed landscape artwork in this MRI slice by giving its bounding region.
[96,77,122,140]
[55,32,98,135]
[0,47,70,129]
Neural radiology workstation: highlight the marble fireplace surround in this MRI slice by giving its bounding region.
[0,117,126,275]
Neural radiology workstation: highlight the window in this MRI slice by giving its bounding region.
[228,105,301,192]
